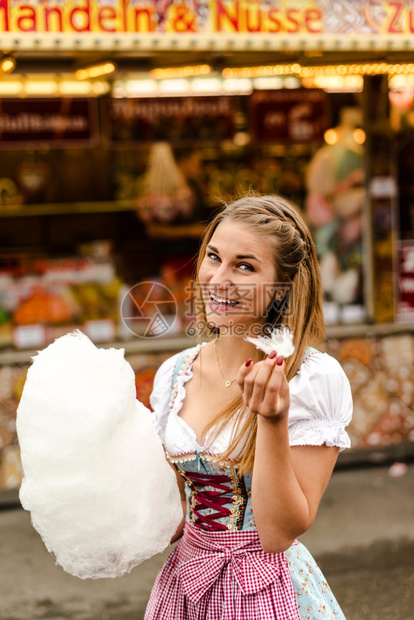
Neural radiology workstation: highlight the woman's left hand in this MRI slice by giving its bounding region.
[236,352,290,420]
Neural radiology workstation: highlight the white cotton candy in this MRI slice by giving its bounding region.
[245,326,295,358]
[16,331,182,580]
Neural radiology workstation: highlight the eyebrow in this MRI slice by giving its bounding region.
[207,244,262,263]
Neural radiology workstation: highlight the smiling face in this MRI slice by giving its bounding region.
[197,220,278,333]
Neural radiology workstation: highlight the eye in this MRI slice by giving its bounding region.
[239,262,255,272]
[207,252,220,262]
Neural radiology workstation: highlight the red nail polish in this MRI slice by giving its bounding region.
[268,351,277,359]
[245,358,253,367]
[277,356,284,366]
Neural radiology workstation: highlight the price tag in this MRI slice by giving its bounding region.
[13,325,46,350]
[83,319,116,343]
[341,304,366,324]
[322,302,340,325]
[370,176,397,199]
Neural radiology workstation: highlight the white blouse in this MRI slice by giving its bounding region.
[150,345,353,457]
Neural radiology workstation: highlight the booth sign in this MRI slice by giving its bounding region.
[1,1,414,51]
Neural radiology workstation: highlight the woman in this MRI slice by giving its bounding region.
[145,194,352,619]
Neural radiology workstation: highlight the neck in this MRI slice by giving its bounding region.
[214,332,259,370]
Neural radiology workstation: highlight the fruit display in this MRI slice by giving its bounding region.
[14,290,74,326]
[0,256,123,349]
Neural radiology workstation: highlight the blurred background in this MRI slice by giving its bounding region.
[1,1,414,618]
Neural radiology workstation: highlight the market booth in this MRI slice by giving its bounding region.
[1,0,414,500]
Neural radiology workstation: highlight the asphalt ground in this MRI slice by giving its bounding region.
[1,464,413,620]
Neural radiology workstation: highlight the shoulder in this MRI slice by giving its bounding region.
[288,349,353,450]
[150,344,200,400]
[294,348,351,394]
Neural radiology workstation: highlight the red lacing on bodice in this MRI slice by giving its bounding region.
[184,470,247,532]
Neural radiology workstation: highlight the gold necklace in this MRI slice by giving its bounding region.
[214,339,236,388]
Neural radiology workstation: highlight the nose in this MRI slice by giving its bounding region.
[209,265,233,289]
[209,270,239,300]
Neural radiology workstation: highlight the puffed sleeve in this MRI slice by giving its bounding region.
[288,351,353,450]
[149,352,180,443]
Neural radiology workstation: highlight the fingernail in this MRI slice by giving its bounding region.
[268,351,277,359]
[277,356,284,366]
[245,358,253,367]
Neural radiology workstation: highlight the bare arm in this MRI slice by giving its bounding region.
[237,355,339,553]
[253,419,338,552]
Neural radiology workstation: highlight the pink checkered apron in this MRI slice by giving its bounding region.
[144,522,301,620]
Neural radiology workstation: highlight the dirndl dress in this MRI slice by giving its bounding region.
[145,344,352,620]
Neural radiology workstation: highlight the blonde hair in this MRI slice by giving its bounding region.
[195,194,325,474]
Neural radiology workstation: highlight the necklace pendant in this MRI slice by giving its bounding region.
[225,380,232,387]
